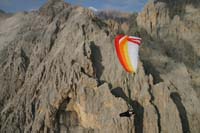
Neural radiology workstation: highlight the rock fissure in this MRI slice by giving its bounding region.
[148,82,161,133]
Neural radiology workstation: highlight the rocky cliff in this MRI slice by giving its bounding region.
[136,0,200,98]
[0,10,11,22]
[0,0,200,133]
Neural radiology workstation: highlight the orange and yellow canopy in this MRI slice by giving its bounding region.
[115,35,141,73]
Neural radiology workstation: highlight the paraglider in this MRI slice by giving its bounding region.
[114,35,142,117]
[115,35,141,73]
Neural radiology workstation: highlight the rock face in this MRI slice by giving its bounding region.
[135,1,200,132]
[96,10,131,34]
[137,0,200,100]
[0,0,200,133]
[0,9,11,22]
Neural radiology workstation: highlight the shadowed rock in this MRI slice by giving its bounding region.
[111,87,144,133]
[170,92,190,133]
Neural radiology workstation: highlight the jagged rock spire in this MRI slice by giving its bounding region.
[39,0,69,18]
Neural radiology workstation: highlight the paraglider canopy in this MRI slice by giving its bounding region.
[114,35,142,73]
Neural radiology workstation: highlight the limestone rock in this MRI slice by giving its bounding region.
[137,0,200,102]
[0,0,200,133]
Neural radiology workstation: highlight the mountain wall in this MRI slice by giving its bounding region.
[0,0,200,132]
[136,0,200,100]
